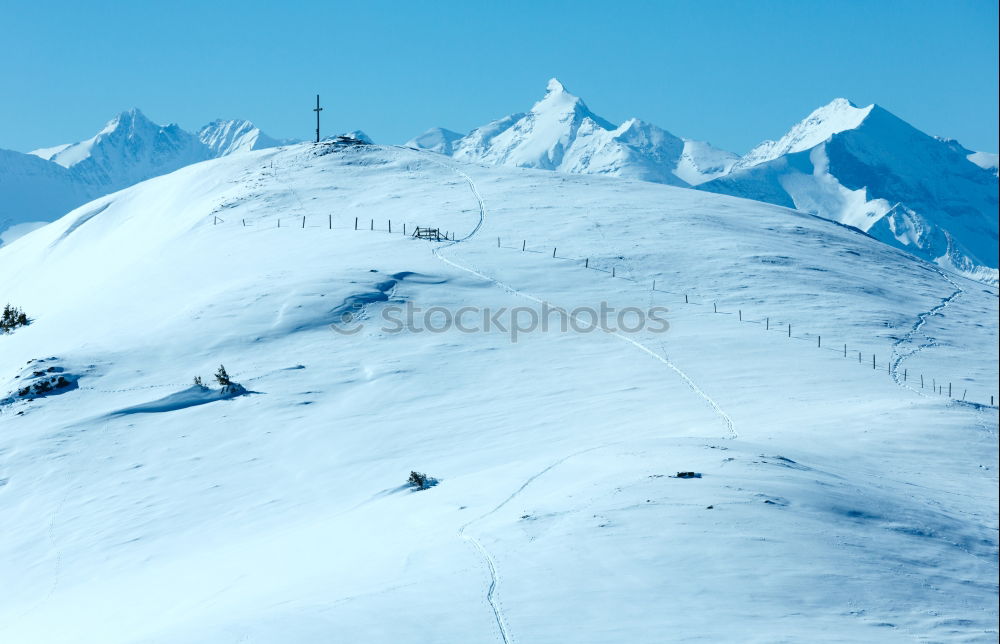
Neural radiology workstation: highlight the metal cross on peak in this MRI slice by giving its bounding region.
[313,95,323,143]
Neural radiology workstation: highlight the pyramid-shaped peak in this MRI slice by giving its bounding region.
[531,77,612,128]
[546,78,568,94]
[101,108,158,136]
[113,107,155,125]
[822,97,860,110]
[535,78,582,110]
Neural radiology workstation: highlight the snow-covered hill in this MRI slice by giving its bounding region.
[1,143,996,642]
[0,110,294,246]
[699,99,1000,284]
[407,79,738,187]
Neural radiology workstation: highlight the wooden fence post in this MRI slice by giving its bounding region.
[685,294,689,304]
[302,216,305,228]
[389,220,392,233]
[948,382,952,397]
[653,280,657,291]
[788,324,791,338]
[612,267,616,277]
[738,309,741,321]
[714,302,717,313]
[921,374,924,388]
[843,343,846,357]
[817,335,821,348]
[872,354,875,370]
[370,219,373,231]
[585,258,588,268]
[522,240,526,251]
[328,214,332,229]
[497,236,500,248]
[354,217,358,230]
[278,218,281,228]
[553,247,557,258]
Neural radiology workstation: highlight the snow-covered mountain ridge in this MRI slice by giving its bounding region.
[406,78,739,187]
[0,110,294,245]
[699,99,999,284]
[0,143,996,641]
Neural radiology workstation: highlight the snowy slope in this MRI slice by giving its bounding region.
[409,79,737,186]
[1,111,292,246]
[700,100,1000,284]
[0,148,94,245]
[0,143,996,643]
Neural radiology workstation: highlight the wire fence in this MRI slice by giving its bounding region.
[209,214,999,410]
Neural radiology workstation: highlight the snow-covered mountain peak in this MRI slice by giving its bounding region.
[404,127,464,155]
[437,79,732,185]
[197,119,292,156]
[739,98,874,169]
[701,98,999,283]
[100,108,157,136]
[529,78,614,128]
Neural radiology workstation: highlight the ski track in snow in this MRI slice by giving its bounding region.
[414,149,738,644]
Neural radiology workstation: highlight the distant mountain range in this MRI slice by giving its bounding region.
[407,80,997,283]
[0,110,295,244]
[2,82,996,283]
[406,78,738,187]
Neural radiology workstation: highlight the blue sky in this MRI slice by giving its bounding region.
[1,0,997,154]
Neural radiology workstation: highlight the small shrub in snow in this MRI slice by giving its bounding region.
[0,304,29,333]
[408,471,436,490]
[214,365,232,387]
[193,376,205,387]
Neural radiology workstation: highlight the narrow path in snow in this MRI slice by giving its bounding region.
[414,149,738,644]
[890,269,964,396]
[456,443,620,644]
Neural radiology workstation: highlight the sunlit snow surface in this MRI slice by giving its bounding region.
[0,143,997,643]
